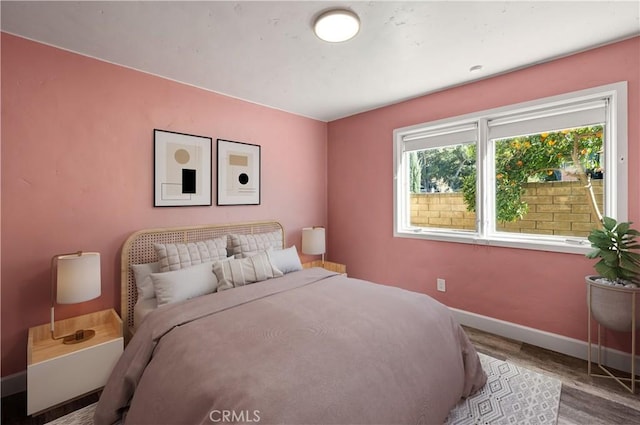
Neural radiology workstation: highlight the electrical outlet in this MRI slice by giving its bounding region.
[437,278,446,292]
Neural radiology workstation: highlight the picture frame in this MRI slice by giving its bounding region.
[154,129,212,207]
[217,139,261,205]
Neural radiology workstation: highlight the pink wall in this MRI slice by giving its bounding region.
[3,33,637,378]
[1,33,328,377]
[328,37,640,351]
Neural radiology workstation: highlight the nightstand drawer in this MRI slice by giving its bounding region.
[27,308,123,415]
[27,337,122,415]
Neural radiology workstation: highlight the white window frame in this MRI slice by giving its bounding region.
[393,82,628,254]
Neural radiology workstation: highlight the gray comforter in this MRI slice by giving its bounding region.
[95,268,486,425]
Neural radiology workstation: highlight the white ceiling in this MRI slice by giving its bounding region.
[2,1,639,122]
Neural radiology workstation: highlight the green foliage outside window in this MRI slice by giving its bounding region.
[411,144,475,193]
[411,126,604,223]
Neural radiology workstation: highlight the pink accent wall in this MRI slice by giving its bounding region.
[1,33,328,376]
[328,37,640,351]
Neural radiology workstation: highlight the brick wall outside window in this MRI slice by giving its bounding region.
[410,180,603,237]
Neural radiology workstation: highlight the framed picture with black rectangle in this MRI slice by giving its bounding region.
[217,139,261,205]
[154,129,212,207]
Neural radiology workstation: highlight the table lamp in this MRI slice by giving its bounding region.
[50,251,101,344]
[302,227,326,265]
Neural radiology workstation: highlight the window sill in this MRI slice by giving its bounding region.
[394,228,592,255]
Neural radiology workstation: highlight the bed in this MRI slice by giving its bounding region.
[95,221,486,424]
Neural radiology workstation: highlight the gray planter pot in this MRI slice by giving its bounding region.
[586,275,640,332]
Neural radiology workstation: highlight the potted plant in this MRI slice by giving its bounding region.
[585,216,640,332]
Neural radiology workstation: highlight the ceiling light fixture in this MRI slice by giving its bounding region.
[314,9,360,43]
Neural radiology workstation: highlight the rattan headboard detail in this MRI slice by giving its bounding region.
[120,221,284,337]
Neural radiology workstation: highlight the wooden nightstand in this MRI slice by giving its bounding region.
[27,308,123,415]
[302,260,347,275]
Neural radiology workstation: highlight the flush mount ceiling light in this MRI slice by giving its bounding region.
[314,9,360,43]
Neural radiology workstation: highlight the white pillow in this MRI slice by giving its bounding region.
[131,262,160,300]
[268,246,303,274]
[150,261,219,306]
[213,251,283,292]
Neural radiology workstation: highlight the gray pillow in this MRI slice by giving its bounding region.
[154,236,228,272]
[131,262,160,300]
[228,231,282,258]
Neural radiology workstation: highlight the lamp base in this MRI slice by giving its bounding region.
[62,329,96,345]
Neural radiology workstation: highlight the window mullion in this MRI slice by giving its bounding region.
[399,147,410,230]
[477,119,494,238]
[604,94,625,221]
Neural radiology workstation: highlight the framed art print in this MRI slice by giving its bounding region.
[217,139,261,205]
[154,129,212,207]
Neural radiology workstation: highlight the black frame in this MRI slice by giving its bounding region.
[153,129,212,207]
[216,139,261,206]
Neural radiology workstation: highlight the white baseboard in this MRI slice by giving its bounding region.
[1,370,26,397]
[451,307,640,375]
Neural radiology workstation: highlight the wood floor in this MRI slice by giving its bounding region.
[1,391,98,425]
[2,326,639,424]
[463,326,640,424]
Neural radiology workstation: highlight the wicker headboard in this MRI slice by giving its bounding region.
[120,220,284,337]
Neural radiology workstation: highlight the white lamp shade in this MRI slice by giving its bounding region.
[56,252,101,304]
[302,227,326,255]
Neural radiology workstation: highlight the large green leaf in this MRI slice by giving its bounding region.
[621,253,640,265]
[602,216,617,231]
[600,250,619,263]
[588,233,613,248]
[620,269,637,281]
[594,261,617,281]
[620,258,640,274]
[616,222,630,234]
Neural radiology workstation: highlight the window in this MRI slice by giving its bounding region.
[393,82,628,254]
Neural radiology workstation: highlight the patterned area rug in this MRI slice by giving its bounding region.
[446,353,562,424]
[47,353,561,425]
